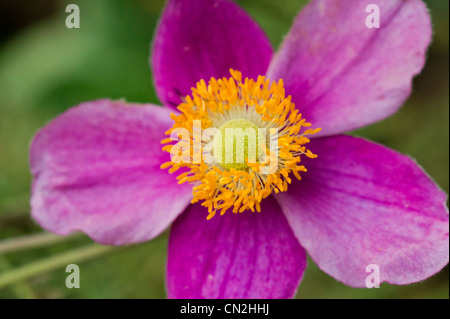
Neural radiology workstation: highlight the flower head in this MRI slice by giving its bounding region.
[161,69,321,219]
[30,0,449,298]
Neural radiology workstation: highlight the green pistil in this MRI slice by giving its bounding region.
[213,119,261,170]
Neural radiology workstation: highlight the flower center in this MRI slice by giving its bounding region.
[161,69,321,219]
[213,118,261,171]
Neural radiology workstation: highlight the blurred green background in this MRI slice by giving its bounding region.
[0,0,448,299]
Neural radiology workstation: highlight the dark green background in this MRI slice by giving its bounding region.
[0,0,448,298]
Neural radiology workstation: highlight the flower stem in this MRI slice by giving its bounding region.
[0,257,37,298]
[0,232,81,254]
[0,244,115,289]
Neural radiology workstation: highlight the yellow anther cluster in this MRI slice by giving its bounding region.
[161,69,321,219]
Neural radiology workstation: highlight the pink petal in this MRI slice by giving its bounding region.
[151,0,273,109]
[167,197,307,299]
[275,135,449,287]
[267,0,431,137]
[30,99,192,245]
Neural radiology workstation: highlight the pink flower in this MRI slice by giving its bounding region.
[30,0,448,298]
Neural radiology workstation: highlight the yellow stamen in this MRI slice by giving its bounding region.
[161,69,321,219]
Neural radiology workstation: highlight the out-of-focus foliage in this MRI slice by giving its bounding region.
[0,0,448,298]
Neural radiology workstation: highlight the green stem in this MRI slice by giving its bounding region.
[0,257,37,298]
[0,244,115,289]
[0,232,80,254]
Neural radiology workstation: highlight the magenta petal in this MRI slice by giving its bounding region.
[30,99,193,245]
[167,197,307,299]
[151,0,273,109]
[275,135,449,287]
[267,0,431,137]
